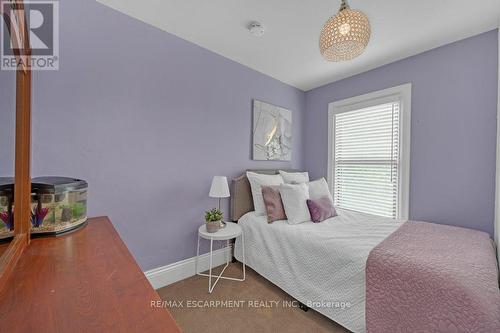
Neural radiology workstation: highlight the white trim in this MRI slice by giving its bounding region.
[495,26,500,262]
[327,83,412,220]
[144,247,231,290]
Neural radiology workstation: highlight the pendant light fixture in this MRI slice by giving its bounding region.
[319,0,371,61]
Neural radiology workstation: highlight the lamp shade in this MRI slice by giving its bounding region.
[209,176,230,198]
[319,0,371,61]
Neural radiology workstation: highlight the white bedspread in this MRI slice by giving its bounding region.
[234,209,403,333]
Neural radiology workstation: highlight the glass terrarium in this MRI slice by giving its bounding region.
[31,177,88,236]
[0,177,14,241]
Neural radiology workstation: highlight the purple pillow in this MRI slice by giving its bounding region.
[261,186,287,223]
[306,197,337,223]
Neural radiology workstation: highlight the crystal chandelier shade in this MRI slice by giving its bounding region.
[319,0,371,61]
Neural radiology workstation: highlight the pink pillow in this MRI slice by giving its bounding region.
[306,197,337,223]
[261,186,287,223]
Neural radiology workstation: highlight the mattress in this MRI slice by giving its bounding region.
[234,210,403,333]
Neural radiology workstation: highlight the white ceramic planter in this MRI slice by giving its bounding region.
[205,220,221,233]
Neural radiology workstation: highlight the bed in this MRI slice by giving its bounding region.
[231,170,500,333]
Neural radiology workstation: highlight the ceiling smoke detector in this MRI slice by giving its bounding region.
[248,21,265,37]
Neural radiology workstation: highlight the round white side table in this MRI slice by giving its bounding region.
[196,222,246,293]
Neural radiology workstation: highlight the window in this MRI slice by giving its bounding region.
[328,84,411,220]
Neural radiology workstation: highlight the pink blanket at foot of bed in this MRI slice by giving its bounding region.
[366,221,500,333]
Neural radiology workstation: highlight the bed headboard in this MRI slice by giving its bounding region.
[230,169,299,222]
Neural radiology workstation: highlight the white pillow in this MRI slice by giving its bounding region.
[279,183,311,225]
[246,172,284,215]
[308,178,333,201]
[279,170,310,184]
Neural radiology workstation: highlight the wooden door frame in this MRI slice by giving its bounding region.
[0,0,32,291]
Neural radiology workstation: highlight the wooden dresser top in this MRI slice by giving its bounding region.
[0,217,181,333]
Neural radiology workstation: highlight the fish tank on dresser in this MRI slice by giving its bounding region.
[0,177,15,240]
[0,177,88,241]
[31,177,88,236]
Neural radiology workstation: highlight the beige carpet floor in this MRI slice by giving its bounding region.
[157,263,351,333]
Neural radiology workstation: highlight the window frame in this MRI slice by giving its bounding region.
[327,83,412,220]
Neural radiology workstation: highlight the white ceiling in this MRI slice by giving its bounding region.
[96,0,500,91]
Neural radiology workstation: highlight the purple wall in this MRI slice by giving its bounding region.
[0,1,305,270]
[305,30,499,235]
[0,70,15,174]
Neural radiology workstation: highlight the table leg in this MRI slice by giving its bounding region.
[197,234,245,292]
[195,235,200,275]
[208,238,213,293]
[241,233,246,281]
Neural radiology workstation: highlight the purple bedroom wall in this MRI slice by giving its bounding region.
[305,29,499,236]
[0,1,305,270]
[0,71,15,174]
[496,25,500,259]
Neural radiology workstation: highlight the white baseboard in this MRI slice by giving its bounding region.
[144,247,232,290]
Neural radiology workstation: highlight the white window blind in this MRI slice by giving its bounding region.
[333,102,401,218]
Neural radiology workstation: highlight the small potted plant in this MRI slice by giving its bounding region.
[205,208,223,233]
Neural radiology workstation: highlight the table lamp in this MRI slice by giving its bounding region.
[209,176,230,228]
